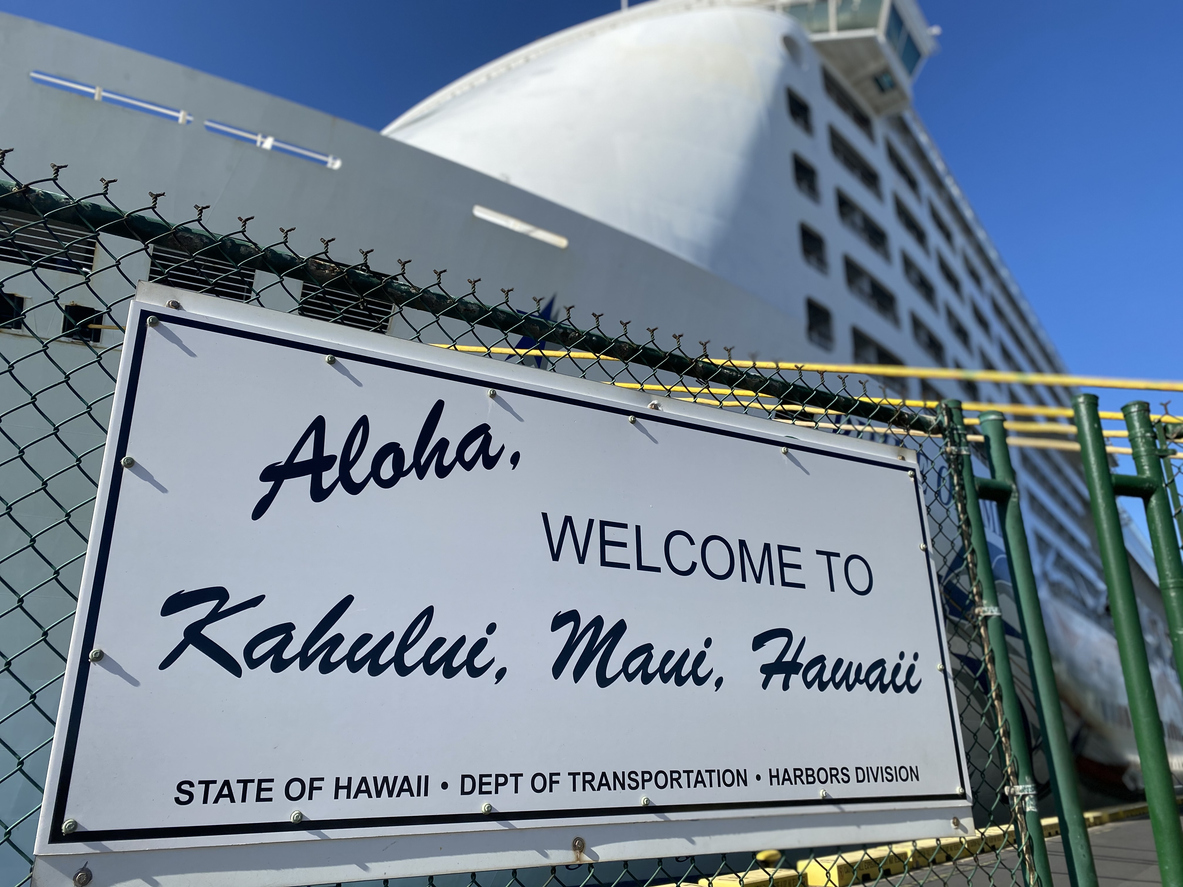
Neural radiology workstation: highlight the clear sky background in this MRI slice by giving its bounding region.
[1,0,1181,415]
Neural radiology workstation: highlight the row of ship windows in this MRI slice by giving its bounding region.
[797,218,977,364]
[787,70,1060,387]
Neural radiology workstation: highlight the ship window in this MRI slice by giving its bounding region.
[829,127,880,197]
[971,302,990,336]
[823,69,873,141]
[836,0,882,31]
[837,190,888,259]
[998,342,1021,373]
[954,361,979,401]
[886,6,922,75]
[902,252,935,306]
[149,240,255,301]
[963,255,983,289]
[945,305,970,349]
[844,256,897,324]
[911,313,944,365]
[894,195,927,252]
[887,142,918,195]
[0,293,24,331]
[807,298,834,350]
[787,1,830,34]
[938,253,962,299]
[787,89,813,134]
[852,327,906,396]
[929,202,953,245]
[800,224,828,273]
[794,154,819,201]
[0,209,96,275]
[61,302,103,343]
[920,380,944,405]
[0,291,25,330]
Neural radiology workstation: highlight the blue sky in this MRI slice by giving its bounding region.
[3,0,1181,413]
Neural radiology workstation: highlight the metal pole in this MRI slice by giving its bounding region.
[1125,402,1183,694]
[1155,422,1183,572]
[945,402,1052,887]
[979,410,1097,887]
[1074,393,1183,886]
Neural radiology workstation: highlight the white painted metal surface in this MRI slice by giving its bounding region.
[33,286,971,887]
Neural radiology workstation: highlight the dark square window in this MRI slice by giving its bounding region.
[0,291,25,330]
[800,224,828,273]
[787,88,812,134]
[62,303,103,343]
[793,154,819,201]
[807,298,833,350]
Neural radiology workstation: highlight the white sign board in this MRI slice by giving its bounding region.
[35,286,971,887]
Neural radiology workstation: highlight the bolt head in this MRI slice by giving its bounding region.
[640,795,651,806]
[908,470,915,478]
[324,354,336,365]
[937,663,946,672]
[951,817,960,828]
[487,389,496,398]
[820,789,829,799]
[957,786,966,796]
[781,446,789,455]
[919,542,927,551]
[61,818,77,835]
[481,802,493,814]
[628,415,637,424]
[146,315,158,326]
[290,810,304,824]
[165,299,181,310]
[572,836,586,853]
[88,648,104,663]
[648,401,661,410]
[72,868,92,887]
[120,456,135,469]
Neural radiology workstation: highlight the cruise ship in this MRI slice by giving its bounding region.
[0,1,1179,882]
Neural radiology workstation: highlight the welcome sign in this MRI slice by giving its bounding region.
[34,286,971,887]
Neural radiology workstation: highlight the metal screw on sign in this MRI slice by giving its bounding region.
[640,795,651,807]
[120,456,135,468]
[325,354,336,365]
[819,789,829,799]
[908,470,915,478]
[919,542,927,551]
[146,315,158,326]
[572,836,586,854]
[648,401,661,410]
[88,648,104,663]
[487,389,497,399]
[166,299,181,310]
[937,663,945,673]
[781,447,789,455]
[951,817,961,828]
[481,802,493,814]
[72,868,91,887]
[61,819,77,835]
[628,415,637,424]
[290,810,304,824]
[956,787,966,796]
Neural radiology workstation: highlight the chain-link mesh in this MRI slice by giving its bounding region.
[0,160,1040,887]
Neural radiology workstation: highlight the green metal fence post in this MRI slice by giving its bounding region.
[1125,402,1183,694]
[979,410,1098,887]
[1154,422,1183,581]
[945,401,1052,887]
[1074,393,1183,887]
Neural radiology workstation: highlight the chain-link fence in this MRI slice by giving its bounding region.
[0,160,1040,887]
